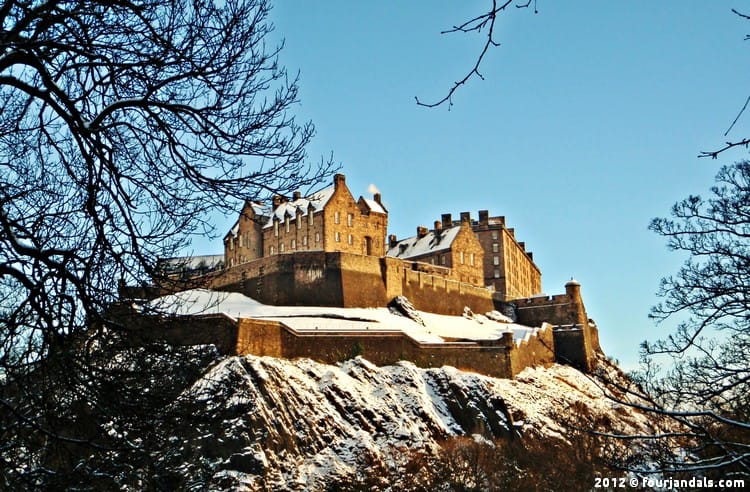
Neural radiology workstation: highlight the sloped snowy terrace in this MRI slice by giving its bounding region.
[145,288,542,345]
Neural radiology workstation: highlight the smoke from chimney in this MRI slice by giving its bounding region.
[368,183,380,195]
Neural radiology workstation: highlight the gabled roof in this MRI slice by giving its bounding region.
[361,198,386,214]
[386,226,462,260]
[225,200,272,239]
[263,186,336,229]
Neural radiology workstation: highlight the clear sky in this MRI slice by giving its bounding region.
[196,2,749,370]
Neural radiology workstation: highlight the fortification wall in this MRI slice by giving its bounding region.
[509,323,556,376]
[211,252,494,316]
[234,318,518,378]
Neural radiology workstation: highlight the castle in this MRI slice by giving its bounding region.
[129,173,601,378]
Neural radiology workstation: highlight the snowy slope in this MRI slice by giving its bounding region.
[157,353,656,490]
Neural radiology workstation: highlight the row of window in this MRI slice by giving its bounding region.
[274,212,316,236]
[269,233,321,254]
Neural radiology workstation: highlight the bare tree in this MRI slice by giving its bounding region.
[415,0,537,108]
[634,161,750,476]
[0,0,333,485]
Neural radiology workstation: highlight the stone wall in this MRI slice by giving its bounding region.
[506,281,588,328]
[234,318,520,378]
[211,251,495,316]
[509,323,556,376]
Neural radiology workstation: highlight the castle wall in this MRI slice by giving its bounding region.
[212,251,495,316]
[552,325,596,372]
[509,323,556,376]
[234,319,518,378]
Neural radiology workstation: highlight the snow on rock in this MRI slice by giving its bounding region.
[162,353,656,490]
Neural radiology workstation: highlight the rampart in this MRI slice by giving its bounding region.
[497,279,599,371]
[209,251,495,316]
[122,313,557,379]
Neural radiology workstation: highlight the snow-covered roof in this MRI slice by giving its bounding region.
[386,226,461,260]
[146,289,540,346]
[362,198,386,214]
[263,186,335,229]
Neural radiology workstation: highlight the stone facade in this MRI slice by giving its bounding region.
[224,174,388,266]
[224,201,268,268]
[472,210,542,300]
[209,251,495,316]
[386,213,485,287]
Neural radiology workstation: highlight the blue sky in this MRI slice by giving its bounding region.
[198,2,749,369]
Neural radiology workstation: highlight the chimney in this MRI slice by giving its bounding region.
[498,216,506,227]
[272,195,285,209]
[333,173,346,190]
[293,191,301,201]
[527,251,534,261]
[519,241,525,250]
[374,192,382,205]
[460,211,471,224]
[478,210,489,226]
[441,213,452,229]
[508,227,515,238]
[389,234,398,249]
[417,226,429,238]
[434,220,442,232]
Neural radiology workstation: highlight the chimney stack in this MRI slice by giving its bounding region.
[272,195,285,209]
[389,234,398,249]
[293,191,301,201]
[374,192,382,205]
[460,211,471,223]
[417,226,429,238]
[478,210,489,226]
[441,213,452,229]
[333,173,346,190]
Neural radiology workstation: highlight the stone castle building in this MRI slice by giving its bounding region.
[472,211,541,300]
[224,174,388,267]
[125,172,601,378]
[386,214,485,287]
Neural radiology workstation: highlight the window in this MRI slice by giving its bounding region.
[335,232,341,242]
[334,211,340,224]
[315,232,320,243]
[285,216,290,233]
[274,220,279,237]
[347,213,353,226]
[494,269,500,278]
[309,212,314,226]
[470,253,475,266]
[491,230,498,240]
[348,234,353,245]
[270,246,275,255]
[238,235,243,248]
[492,243,499,253]
[440,255,446,266]
[460,251,465,264]
[302,235,308,246]
[493,256,500,266]
[280,243,285,252]
[297,216,302,229]
[291,239,296,249]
